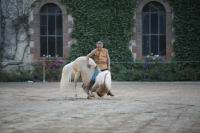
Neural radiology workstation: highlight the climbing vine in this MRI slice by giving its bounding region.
[170,0,200,80]
[171,0,200,62]
[61,0,136,80]
[60,0,200,80]
[62,0,135,62]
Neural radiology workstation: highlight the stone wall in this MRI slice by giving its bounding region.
[1,0,35,70]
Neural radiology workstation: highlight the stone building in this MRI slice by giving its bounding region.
[0,0,173,70]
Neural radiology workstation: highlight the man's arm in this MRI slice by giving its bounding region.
[87,49,96,66]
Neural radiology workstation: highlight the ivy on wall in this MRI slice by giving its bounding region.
[171,0,200,61]
[170,0,200,80]
[60,0,200,81]
[62,0,135,64]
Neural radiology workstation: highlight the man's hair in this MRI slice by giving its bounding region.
[96,41,103,45]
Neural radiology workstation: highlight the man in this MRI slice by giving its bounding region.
[86,41,114,96]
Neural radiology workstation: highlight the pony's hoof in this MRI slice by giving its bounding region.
[74,94,78,98]
[87,96,92,99]
[90,92,96,97]
[90,94,95,97]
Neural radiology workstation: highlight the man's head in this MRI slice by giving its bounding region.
[96,41,104,49]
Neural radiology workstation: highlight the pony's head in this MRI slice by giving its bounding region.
[88,58,97,68]
[75,57,97,85]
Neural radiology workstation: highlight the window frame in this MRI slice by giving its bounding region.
[39,3,63,58]
[142,1,166,56]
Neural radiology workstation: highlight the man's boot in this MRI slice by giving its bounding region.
[107,90,114,96]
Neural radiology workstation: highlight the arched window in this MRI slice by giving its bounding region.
[142,1,166,56]
[40,3,63,57]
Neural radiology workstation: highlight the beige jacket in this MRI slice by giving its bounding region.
[87,48,110,70]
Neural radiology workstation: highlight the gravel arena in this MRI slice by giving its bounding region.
[0,82,200,133]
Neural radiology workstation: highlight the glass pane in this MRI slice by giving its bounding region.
[143,2,165,12]
[48,4,56,13]
[48,37,55,57]
[151,13,158,34]
[40,5,47,13]
[48,4,61,14]
[40,15,47,35]
[143,6,150,12]
[40,37,47,57]
[55,7,62,14]
[151,35,158,55]
[155,2,165,11]
[57,37,63,57]
[40,15,47,26]
[149,3,158,12]
[40,26,47,35]
[159,12,166,34]
[142,13,149,34]
[159,35,166,55]
[142,35,150,56]
[48,15,55,35]
[40,4,61,14]
[56,15,63,35]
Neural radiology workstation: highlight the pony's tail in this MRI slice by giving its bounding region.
[60,62,73,90]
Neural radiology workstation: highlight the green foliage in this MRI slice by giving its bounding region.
[112,56,200,81]
[111,63,143,81]
[170,0,200,80]
[62,0,135,63]
[60,0,200,81]
[0,49,3,68]
[171,0,200,62]
[0,69,33,82]
[0,61,199,81]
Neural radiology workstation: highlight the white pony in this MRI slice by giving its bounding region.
[60,56,112,98]
[90,70,111,98]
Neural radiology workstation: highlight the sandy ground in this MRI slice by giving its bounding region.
[0,82,200,133]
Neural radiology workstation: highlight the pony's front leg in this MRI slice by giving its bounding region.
[88,83,99,98]
[74,81,78,98]
[82,84,90,96]
[82,84,93,99]
[74,72,80,98]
